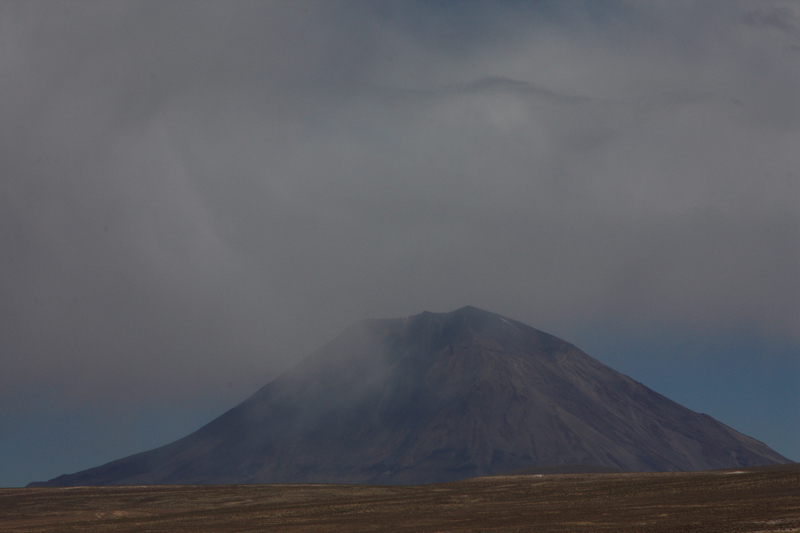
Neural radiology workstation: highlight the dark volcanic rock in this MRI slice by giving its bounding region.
[30,306,790,487]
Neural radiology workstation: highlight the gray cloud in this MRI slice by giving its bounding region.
[1,0,798,423]
[742,4,800,41]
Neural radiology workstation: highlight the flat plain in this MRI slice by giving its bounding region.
[2,464,798,532]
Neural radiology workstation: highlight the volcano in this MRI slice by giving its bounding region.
[30,306,789,486]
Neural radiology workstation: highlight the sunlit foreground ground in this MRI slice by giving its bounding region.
[2,464,798,532]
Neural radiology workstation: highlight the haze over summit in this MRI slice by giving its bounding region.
[1,1,798,487]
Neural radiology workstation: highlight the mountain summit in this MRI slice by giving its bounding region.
[31,306,789,486]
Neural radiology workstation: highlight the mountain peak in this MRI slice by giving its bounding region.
[30,307,790,487]
[413,305,508,324]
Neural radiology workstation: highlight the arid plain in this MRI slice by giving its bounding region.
[2,464,798,532]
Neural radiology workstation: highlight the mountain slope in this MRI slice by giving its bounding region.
[31,306,790,486]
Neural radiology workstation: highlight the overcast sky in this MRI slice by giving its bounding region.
[2,0,798,487]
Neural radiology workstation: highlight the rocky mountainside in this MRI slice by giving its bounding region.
[30,306,790,486]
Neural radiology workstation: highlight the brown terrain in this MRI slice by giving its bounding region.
[4,464,798,532]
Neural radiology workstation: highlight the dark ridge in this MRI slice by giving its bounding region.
[493,464,628,476]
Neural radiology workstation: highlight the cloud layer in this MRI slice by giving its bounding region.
[2,0,798,420]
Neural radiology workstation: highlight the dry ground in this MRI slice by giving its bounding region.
[1,464,798,532]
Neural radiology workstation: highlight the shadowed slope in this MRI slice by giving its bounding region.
[30,306,790,486]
